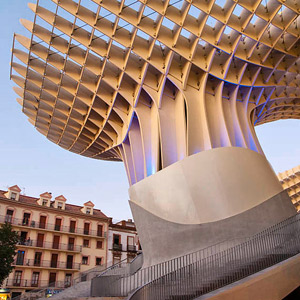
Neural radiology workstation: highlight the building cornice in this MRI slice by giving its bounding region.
[0,196,109,222]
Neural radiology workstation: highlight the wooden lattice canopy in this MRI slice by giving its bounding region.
[10,0,300,184]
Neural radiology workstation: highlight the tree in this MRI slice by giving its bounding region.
[0,222,19,285]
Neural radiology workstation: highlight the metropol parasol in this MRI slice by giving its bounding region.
[10,0,300,271]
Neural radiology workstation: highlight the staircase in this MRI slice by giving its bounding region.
[11,258,129,300]
[128,214,300,299]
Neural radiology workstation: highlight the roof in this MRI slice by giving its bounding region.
[55,195,67,202]
[8,185,21,192]
[0,190,108,219]
[109,219,137,231]
[40,192,52,199]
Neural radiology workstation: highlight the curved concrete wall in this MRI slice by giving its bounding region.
[130,191,296,267]
[129,147,283,224]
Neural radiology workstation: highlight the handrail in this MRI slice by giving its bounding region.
[128,213,300,299]
[92,213,300,298]
[98,257,131,277]
[92,236,247,297]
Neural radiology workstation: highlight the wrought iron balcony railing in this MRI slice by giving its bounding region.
[0,215,106,238]
[127,245,137,252]
[112,243,122,251]
[17,239,82,252]
[5,279,71,289]
[13,259,80,270]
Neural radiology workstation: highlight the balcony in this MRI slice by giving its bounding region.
[0,215,107,238]
[5,279,73,289]
[12,259,80,270]
[127,245,137,252]
[113,243,123,252]
[17,240,82,252]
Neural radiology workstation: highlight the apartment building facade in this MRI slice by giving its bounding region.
[0,185,109,298]
[107,219,140,265]
[278,165,300,212]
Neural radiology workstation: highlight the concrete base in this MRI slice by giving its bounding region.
[129,147,296,267]
[196,253,300,300]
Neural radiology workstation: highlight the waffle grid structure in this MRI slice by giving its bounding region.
[278,165,300,211]
[11,0,300,185]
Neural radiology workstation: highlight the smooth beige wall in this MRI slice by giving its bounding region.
[129,147,283,224]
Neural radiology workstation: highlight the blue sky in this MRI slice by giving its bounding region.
[0,1,299,220]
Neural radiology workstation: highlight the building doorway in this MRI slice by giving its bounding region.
[36,233,44,247]
[39,216,46,229]
[52,236,60,249]
[48,273,56,287]
[66,255,73,269]
[51,254,58,268]
[16,250,25,265]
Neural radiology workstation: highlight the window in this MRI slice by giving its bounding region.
[57,202,63,209]
[68,237,75,251]
[5,209,13,223]
[83,239,89,248]
[113,234,122,251]
[97,224,103,237]
[20,231,27,244]
[16,250,25,265]
[11,192,17,200]
[13,271,22,286]
[67,255,73,269]
[52,236,60,249]
[113,234,120,245]
[51,254,58,268]
[127,236,136,252]
[22,213,30,226]
[34,252,42,267]
[86,207,91,215]
[49,273,56,287]
[82,256,88,265]
[55,218,62,231]
[84,223,90,235]
[96,241,103,249]
[39,216,46,229]
[95,257,102,266]
[69,220,76,233]
[42,199,48,206]
[36,233,44,248]
[65,274,72,288]
[31,272,40,287]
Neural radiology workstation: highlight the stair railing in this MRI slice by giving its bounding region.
[128,213,300,300]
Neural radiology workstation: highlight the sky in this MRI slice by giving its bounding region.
[0,1,299,221]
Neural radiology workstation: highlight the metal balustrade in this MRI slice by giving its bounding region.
[12,258,80,270]
[92,238,245,297]
[17,240,82,252]
[91,213,300,298]
[127,245,137,252]
[128,213,300,300]
[113,243,123,251]
[5,279,70,289]
[0,215,106,238]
